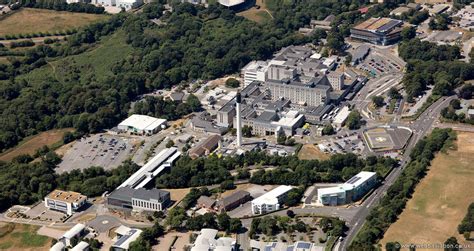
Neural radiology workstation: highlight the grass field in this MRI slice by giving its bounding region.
[380,131,474,248]
[237,0,273,23]
[298,144,330,160]
[20,29,133,84]
[0,223,51,250]
[0,128,74,161]
[0,8,109,36]
[163,188,191,208]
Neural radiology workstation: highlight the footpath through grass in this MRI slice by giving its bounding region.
[19,28,133,85]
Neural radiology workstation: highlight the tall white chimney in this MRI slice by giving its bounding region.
[236,92,242,147]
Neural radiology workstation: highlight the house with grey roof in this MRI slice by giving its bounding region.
[215,190,251,212]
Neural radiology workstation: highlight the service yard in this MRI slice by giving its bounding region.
[381,131,474,248]
[0,8,109,36]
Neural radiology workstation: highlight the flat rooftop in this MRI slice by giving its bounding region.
[118,114,166,131]
[46,190,86,203]
[353,17,403,33]
[252,185,293,205]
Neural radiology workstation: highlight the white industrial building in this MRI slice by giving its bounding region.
[241,61,269,87]
[191,228,235,251]
[59,224,87,247]
[251,185,293,215]
[44,190,87,216]
[317,171,377,206]
[118,114,167,135]
[333,106,350,128]
[50,242,65,251]
[71,241,90,251]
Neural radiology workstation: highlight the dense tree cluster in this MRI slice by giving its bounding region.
[322,124,335,135]
[132,95,201,120]
[225,78,240,88]
[128,221,165,251]
[440,98,474,124]
[9,40,35,49]
[0,15,126,152]
[399,39,460,62]
[187,212,242,233]
[249,153,396,186]
[346,110,363,130]
[458,203,474,240]
[349,128,456,251]
[56,160,140,197]
[0,152,61,211]
[459,83,474,99]
[249,215,310,239]
[155,149,396,189]
[371,96,384,108]
[428,14,452,30]
[398,39,474,100]
[408,10,429,25]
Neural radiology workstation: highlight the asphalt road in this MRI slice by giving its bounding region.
[337,95,456,251]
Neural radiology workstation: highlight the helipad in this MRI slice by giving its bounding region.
[363,126,412,152]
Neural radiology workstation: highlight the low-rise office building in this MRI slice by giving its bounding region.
[317,171,377,206]
[350,17,404,45]
[107,187,171,212]
[251,185,293,215]
[45,190,87,216]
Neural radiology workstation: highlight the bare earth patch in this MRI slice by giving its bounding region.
[0,128,74,161]
[380,131,474,248]
[298,144,330,160]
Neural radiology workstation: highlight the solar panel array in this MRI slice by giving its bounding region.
[377,20,402,33]
[346,176,362,185]
[296,242,312,249]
